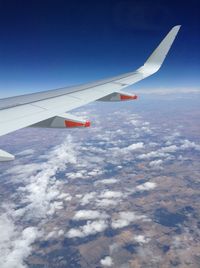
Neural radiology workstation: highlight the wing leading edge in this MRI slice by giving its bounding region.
[0,25,181,161]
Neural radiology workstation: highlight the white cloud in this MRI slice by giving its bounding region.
[0,135,78,267]
[136,182,157,191]
[123,142,144,152]
[160,145,178,153]
[96,199,118,208]
[180,140,200,150]
[138,151,168,160]
[138,144,178,161]
[100,256,114,267]
[95,178,118,185]
[149,159,163,168]
[73,210,108,220]
[80,192,97,205]
[0,213,39,268]
[111,212,147,229]
[66,171,86,179]
[134,235,150,244]
[100,191,123,199]
[67,220,108,238]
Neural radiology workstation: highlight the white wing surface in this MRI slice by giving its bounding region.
[0,26,181,160]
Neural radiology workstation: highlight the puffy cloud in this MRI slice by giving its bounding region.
[0,135,77,267]
[136,182,157,191]
[66,171,86,179]
[0,213,39,268]
[100,256,114,267]
[180,140,200,150]
[67,220,108,238]
[73,210,108,220]
[149,159,163,168]
[96,199,118,208]
[95,178,118,185]
[111,212,147,229]
[123,142,144,152]
[80,192,97,205]
[134,235,150,244]
[46,228,64,239]
[138,145,178,161]
[100,191,123,199]
[138,151,168,160]
[160,145,178,153]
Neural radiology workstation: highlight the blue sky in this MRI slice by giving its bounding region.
[0,0,199,97]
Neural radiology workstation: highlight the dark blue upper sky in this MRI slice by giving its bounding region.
[0,0,199,97]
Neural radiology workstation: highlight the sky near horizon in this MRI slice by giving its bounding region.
[0,0,199,98]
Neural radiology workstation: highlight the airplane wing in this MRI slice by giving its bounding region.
[0,25,181,161]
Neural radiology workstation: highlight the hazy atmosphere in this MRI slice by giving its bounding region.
[0,1,199,268]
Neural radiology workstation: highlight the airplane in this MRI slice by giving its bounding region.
[0,26,181,161]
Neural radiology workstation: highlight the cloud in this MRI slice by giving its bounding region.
[67,220,108,238]
[134,235,150,244]
[111,212,147,229]
[96,199,118,208]
[0,213,39,268]
[136,182,157,191]
[66,171,86,179]
[95,178,118,185]
[100,191,123,199]
[100,256,114,267]
[180,140,200,151]
[73,210,108,221]
[160,145,178,153]
[138,151,168,160]
[123,142,144,152]
[80,192,97,205]
[138,145,178,161]
[0,135,78,267]
[149,159,163,168]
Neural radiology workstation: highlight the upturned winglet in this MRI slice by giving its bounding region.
[138,25,181,75]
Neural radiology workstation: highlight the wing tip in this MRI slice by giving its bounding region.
[172,25,181,33]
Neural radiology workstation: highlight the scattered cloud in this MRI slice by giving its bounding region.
[80,192,97,205]
[0,135,77,267]
[123,142,144,152]
[180,140,200,151]
[160,145,178,153]
[95,178,118,185]
[0,213,39,268]
[134,235,150,244]
[67,220,108,238]
[149,159,163,168]
[111,212,147,229]
[136,182,157,191]
[100,256,114,267]
[138,151,168,160]
[73,210,108,221]
[96,199,118,208]
[100,191,123,199]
